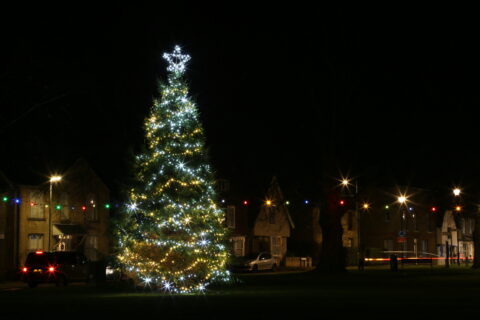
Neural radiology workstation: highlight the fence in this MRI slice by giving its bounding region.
[285,256,312,268]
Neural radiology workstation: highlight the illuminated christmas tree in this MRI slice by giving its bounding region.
[117,46,230,293]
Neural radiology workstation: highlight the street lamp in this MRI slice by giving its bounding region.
[49,175,62,251]
[452,187,462,266]
[397,194,408,260]
[340,177,361,269]
[453,188,461,197]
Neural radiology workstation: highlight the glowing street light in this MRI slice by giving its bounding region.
[398,195,407,205]
[453,188,461,197]
[49,176,62,183]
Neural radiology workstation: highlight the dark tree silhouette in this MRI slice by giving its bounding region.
[316,183,347,272]
[473,213,480,269]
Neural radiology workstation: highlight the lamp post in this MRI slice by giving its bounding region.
[340,178,361,269]
[452,187,462,266]
[48,175,62,251]
[397,195,408,261]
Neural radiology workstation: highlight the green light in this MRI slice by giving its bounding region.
[285,201,290,205]
[2,196,8,202]
[385,205,389,209]
[55,204,62,210]
[105,203,110,209]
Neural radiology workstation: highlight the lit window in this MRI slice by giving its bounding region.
[28,234,44,251]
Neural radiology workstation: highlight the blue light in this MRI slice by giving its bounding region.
[304,200,309,204]
[408,207,413,211]
[14,198,20,204]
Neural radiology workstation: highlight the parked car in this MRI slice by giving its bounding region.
[105,255,127,281]
[230,252,277,272]
[21,251,91,288]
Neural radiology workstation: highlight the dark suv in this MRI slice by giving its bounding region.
[22,251,90,288]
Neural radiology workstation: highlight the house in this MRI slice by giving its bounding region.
[0,159,110,279]
[359,187,438,261]
[219,176,294,265]
[251,176,295,262]
[437,209,474,264]
[290,186,444,266]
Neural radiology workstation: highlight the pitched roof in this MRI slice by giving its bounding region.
[265,176,295,229]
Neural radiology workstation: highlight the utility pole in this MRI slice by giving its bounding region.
[355,180,362,270]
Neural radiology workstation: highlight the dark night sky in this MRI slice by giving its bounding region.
[1,4,480,198]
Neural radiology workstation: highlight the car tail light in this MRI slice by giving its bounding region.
[35,251,44,255]
[22,267,28,273]
[48,266,55,273]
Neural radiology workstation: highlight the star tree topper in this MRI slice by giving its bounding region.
[163,45,191,75]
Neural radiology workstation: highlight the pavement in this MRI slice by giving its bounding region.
[232,267,314,276]
[0,281,26,291]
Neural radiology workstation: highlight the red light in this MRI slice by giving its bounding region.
[339,200,345,206]
[22,267,27,273]
[35,251,44,255]
[431,206,437,212]
[81,206,87,211]
[243,200,248,206]
[48,266,55,273]
[30,202,35,207]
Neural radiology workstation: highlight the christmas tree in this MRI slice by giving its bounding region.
[117,46,230,293]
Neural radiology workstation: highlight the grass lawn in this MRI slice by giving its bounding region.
[1,266,480,318]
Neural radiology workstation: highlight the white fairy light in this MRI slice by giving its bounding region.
[127,202,138,212]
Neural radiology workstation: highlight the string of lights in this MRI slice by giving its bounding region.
[0,193,448,212]
[0,195,110,210]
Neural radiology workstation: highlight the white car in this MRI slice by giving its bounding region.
[232,252,277,272]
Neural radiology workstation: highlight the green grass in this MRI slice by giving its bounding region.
[2,266,480,318]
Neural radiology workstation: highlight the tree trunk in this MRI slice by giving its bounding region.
[472,214,480,269]
[316,188,346,273]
